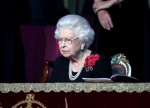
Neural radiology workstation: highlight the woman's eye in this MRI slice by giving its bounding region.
[66,39,70,41]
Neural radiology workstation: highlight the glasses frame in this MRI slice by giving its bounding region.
[56,37,79,44]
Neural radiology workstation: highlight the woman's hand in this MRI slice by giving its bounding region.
[93,0,117,13]
[97,10,113,30]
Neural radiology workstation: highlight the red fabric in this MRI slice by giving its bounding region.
[0,91,150,108]
[20,25,60,82]
[44,26,60,62]
[112,64,126,75]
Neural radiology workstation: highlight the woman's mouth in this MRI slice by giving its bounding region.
[61,50,69,53]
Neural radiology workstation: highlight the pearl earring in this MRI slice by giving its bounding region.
[81,44,84,50]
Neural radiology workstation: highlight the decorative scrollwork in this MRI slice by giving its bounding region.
[111,53,131,76]
[12,94,47,108]
[0,83,150,93]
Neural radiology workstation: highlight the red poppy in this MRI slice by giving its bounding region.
[84,54,100,68]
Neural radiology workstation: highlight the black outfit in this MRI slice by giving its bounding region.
[82,0,143,81]
[48,52,112,82]
[144,0,150,81]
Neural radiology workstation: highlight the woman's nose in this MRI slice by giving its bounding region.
[60,40,66,48]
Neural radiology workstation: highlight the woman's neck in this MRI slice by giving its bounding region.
[69,49,91,72]
[70,49,91,63]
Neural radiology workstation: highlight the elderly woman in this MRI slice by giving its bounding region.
[48,14,112,82]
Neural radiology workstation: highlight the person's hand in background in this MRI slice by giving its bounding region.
[97,10,113,30]
[93,0,117,13]
[93,0,125,30]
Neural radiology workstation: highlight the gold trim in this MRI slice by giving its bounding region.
[12,94,47,108]
[0,83,150,93]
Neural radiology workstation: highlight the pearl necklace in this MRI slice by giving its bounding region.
[68,50,91,81]
[69,64,82,81]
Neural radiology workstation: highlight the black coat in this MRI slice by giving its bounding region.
[48,51,112,82]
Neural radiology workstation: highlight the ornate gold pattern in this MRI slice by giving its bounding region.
[12,94,47,108]
[0,83,150,93]
[111,53,131,76]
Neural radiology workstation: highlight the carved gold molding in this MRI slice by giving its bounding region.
[12,94,47,108]
[0,83,150,93]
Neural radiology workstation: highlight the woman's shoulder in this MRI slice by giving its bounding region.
[91,51,111,62]
[89,51,112,77]
[55,55,69,63]
[86,51,111,69]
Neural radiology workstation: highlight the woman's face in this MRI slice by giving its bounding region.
[57,28,83,58]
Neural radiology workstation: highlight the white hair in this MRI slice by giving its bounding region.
[54,14,95,49]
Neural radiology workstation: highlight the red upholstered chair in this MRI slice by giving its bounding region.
[21,25,60,82]
[111,53,131,77]
[21,25,46,82]
[111,53,139,82]
[40,26,60,82]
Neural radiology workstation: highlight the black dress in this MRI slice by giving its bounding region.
[82,0,143,81]
[48,52,112,82]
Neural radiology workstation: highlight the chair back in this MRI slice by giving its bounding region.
[111,53,131,77]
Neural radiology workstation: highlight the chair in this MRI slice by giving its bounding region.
[111,53,139,82]
[40,26,60,83]
[111,53,131,76]
[40,61,54,83]
[21,25,59,82]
